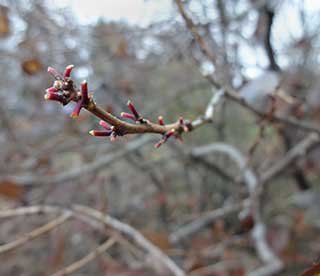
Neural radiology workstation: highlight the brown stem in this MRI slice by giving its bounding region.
[87,102,179,135]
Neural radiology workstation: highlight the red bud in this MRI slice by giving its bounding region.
[127,100,139,119]
[99,120,111,130]
[47,67,61,79]
[158,116,164,125]
[89,130,112,136]
[121,112,136,121]
[63,64,74,78]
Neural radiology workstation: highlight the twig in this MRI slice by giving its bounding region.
[0,212,71,254]
[262,6,280,71]
[260,133,320,185]
[44,66,206,148]
[174,0,217,65]
[175,0,320,135]
[50,238,116,276]
[0,205,185,276]
[190,142,283,276]
[190,156,234,183]
[170,201,246,244]
[73,204,186,276]
[1,136,155,186]
[3,89,225,187]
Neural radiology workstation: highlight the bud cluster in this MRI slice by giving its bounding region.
[45,65,192,147]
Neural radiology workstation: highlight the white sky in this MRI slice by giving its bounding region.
[51,0,320,26]
[51,0,173,26]
[50,0,320,78]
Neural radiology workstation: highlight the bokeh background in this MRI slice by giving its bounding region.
[0,0,320,275]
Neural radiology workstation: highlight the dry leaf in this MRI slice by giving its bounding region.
[0,5,10,38]
[143,231,172,252]
[21,59,43,75]
[0,180,24,200]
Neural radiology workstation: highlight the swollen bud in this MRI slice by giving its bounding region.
[127,100,140,119]
[47,67,61,79]
[63,64,74,78]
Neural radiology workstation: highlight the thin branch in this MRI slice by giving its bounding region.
[50,238,116,276]
[0,205,185,276]
[1,136,155,186]
[44,66,213,146]
[262,6,280,71]
[174,0,217,65]
[73,204,186,276]
[260,133,320,185]
[190,142,283,276]
[170,201,246,244]
[190,156,234,183]
[174,0,320,135]
[0,212,72,254]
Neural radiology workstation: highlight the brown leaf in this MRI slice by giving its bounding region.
[21,59,43,75]
[142,231,172,252]
[0,5,10,38]
[0,180,24,200]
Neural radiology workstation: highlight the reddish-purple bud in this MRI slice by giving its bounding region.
[63,65,74,78]
[158,116,164,125]
[44,92,62,102]
[99,120,111,130]
[154,140,164,149]
[70,101,82,118]
[81,80,89,102]
[121,112,136,121]
[89,130,112,136]
[46,87,58,94]
[179,117,184,125]
[165,129,175,138]
[47,67,61,79]
[154,129,176,149]
[110,132,117,142]
[127,100,139,119]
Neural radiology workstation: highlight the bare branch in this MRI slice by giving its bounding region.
[174,0,320,135]
[260,133,320,185]
[0,205,185,276]
[0,212,71,254]
[73,204,186,276]
[50,238,116,276]
[191,142,283,275]
[170,201,246,244]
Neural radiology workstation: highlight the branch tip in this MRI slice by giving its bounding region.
[158,116,164,125]
[63,64,74,78]
[127,100,140,119]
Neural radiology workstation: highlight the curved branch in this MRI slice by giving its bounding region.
[0,212,71,254]
[0,205,185,276]
[191,143,283,276]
